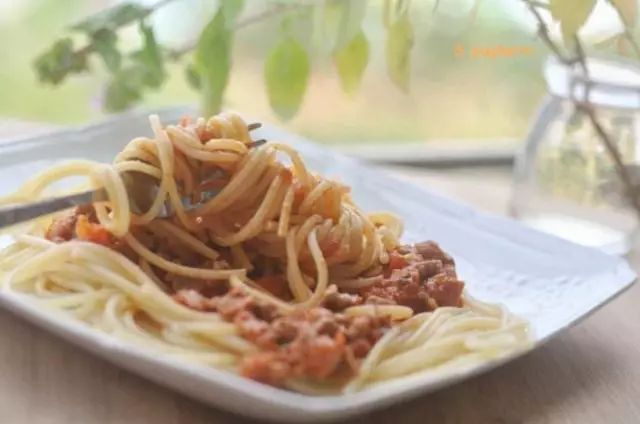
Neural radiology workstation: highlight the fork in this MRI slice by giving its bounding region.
[0,138,266,229]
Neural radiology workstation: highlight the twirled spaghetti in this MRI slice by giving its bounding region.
[0,113,530,393]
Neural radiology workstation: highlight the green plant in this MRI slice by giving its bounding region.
[33,0,416,120]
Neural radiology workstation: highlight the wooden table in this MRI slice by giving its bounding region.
[0,124,639,424]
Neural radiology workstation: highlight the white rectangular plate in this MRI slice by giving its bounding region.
[0,107,635,422]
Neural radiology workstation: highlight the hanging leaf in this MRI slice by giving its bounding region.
[221,0,245,26]
[335,0,368,52]
[611,0,637,27]
[185,64,201,90]
[105,76,142,112]
[313,0,368,54]
[194,9,232,117]
[102,24,165,112]
[549,0,597,44]
[92,29,121,73]
[334,30,369,95]
[104,65,149,112]
[72,3,148,34]
[132,22,165,88]
[386,13,413,92]
[264,36,310,120]
[33,38,88,84]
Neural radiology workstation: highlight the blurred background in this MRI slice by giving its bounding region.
[0,0,626,146]
[0,0,547,146]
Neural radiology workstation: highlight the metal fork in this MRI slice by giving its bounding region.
[0,138,267,229]
[0,189,109,229]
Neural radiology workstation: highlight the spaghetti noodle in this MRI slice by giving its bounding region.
[0,113,530,392]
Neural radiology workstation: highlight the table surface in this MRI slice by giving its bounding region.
[0,123,639,424]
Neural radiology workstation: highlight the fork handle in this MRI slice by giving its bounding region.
[0,189,105,229]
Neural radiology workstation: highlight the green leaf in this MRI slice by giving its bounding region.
[72,3,149,34]
[221,0,245,25]
[550,0,597,44]
[104,81,136,112]
[611,0,637,27]
[334,30,369,95]
[194,9,232,116]
[33,38,88,85]
[92,29,121,73]
[132,22,165,88]
[185,64,201,90]
[313,0,368,54]
[264,36,310,120]
[386,14,413,92]
[102,23,166,113]
[104,65,149,112]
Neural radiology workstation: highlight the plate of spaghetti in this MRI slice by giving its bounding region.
[0,108,634,422]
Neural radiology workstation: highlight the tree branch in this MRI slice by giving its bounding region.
[522,0,578,65]
[67,0,180,65]
[528,0,549,8]
[167,4,305,60]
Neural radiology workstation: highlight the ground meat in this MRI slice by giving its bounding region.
[211,289,255,319]
[175,287,278,322]
[253,275,291,300]
[173,287,390,386]
[415,241,455,267]
[45,212,78,242]
[426,274,465,307]
[240,352,291,386]
[321,285,361,312]
[364,295,396,305]
[315,316,340,336]
[174,240,465,387]
[45,205,115,247]
[350,338,372,358]
[239,309,389,385]
[358,241,464,312]
[75,215,113,246]
[415,260,444,279]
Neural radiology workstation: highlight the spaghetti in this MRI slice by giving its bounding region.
[0,113,530,393]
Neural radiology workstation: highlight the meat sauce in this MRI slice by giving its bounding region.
[45,205,115,246]
[357,241,464,312]
[46,209,465,386]
[174,287,389,386]
[172,240,465,386]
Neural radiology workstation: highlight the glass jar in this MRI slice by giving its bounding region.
[510,57,640,255]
